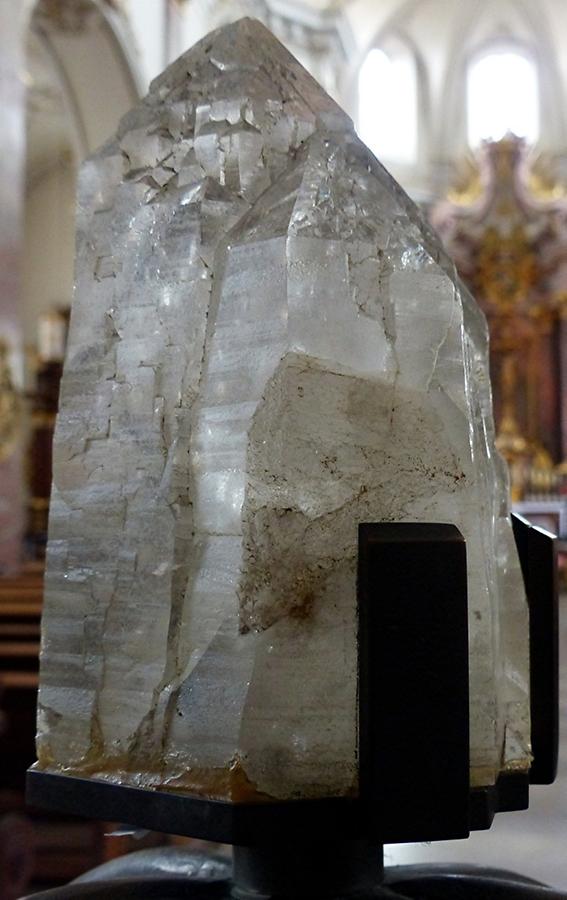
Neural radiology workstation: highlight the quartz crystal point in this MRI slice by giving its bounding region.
[37,18,530,801]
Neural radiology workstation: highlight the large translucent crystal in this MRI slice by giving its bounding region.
[37,18,530,801]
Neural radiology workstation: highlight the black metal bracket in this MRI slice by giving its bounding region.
[358,522,470,843]
[469,773,529,831]
[512,513,559,785]
[462,513,559,829]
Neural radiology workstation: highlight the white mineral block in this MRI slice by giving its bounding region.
[37,18,530,801]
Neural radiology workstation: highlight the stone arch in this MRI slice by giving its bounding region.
[20,0,143,383]
[342,0,430,199]
[24,0,142,159]
[437,0,566,163]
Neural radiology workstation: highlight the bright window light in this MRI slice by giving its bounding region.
[358,46,418,165]
[467,50,539,146]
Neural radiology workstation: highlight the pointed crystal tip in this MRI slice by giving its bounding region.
[149,16,348,124]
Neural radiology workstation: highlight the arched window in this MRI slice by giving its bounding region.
[357,40,418,166]
[467,48,539,146]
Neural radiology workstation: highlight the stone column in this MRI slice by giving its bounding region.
[0,0,30,572]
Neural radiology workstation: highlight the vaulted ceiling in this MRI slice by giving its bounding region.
[23,0,567,193]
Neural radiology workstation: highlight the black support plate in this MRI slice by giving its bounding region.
[511,513,559,785]
[358,523,470,843]
[27,768,366,846]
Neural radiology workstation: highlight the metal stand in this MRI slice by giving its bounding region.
[24,519,561,899]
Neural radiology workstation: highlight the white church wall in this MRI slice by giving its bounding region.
[124,0,168,89]
[21,160,76,384]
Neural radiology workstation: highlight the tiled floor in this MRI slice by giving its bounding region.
[385,596,567,891]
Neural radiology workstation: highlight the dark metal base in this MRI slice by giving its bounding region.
[26,766,529,846]
[21,848,567,900]
[26,768,364,846]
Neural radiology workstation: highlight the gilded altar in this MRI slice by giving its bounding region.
[0,341,19,465]
[432,136,567,501]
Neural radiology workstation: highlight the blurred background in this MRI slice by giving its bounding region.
[0,0,566,895]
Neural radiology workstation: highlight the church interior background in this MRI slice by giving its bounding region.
[1,0,567,894]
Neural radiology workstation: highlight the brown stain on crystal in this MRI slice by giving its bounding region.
[36,755,275,804]
[161,758,274,803]
[288,587,315,621]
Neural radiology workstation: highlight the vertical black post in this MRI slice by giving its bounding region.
[232,841,383,899]
[512,513,559,785]
[358,523,470,843]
